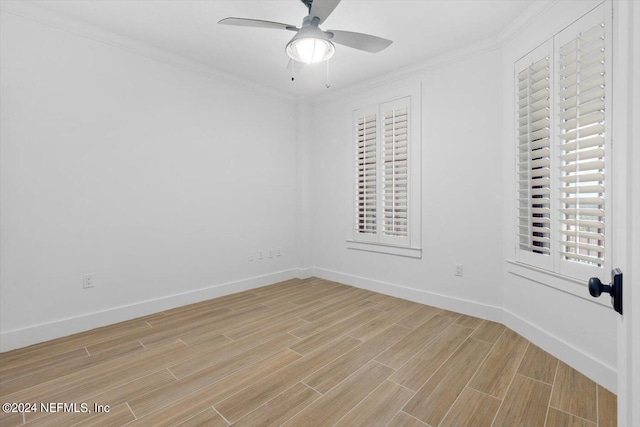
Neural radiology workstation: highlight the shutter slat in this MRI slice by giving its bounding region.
[560,146,605,161]
[559,184,605,194]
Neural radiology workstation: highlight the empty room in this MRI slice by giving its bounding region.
[1,0,638,426]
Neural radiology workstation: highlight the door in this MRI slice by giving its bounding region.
[611,2,639,425]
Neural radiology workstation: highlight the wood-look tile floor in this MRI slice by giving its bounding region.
[0,278,617,427]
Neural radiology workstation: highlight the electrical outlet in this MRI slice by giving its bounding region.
[258,250,263,260]
[248,251,254,261]
[276,247,282,257]
[83,273,95,289]
[454,264,463,277]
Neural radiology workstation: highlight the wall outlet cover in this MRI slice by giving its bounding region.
[83,273,95,288]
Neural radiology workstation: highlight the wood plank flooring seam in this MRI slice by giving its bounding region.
[543,356,562,427]
[211,405,231,425]
[125,402,137,420]
[472,335,504,345]
[391,325,477,393]
[287,346,305,357]
[436,334,505,425]
[486,340,526,427]
[374,359,400,372]
[438,387,476,427]
[221,334,234,342]
[489,369,538,427]
[392,410,432,427]
[380,322,472,379]
[516,370,562,387]
[272,392,318,422]
[166,367,179,381]
[549,405,601,426]
[596,384,600,427]
[468,333,531,400]
[214,336,362,422]
[331,378,396,426]
[491,373,553,427]
[386,378,420,394]
[231,382,322,427]
[466,384,506,401]
[300,380,324,395]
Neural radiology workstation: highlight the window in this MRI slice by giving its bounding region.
[515,3,610,280]
[348,87,421,258]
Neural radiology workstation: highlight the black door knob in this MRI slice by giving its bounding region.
[588,269,623,315]
[588,277,608,297]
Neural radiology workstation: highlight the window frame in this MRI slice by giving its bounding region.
[347,84,422,258]
[513,2,612,283]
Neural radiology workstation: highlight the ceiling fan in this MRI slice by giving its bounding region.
[218,0,393,65]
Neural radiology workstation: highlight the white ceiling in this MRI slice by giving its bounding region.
[25,0,537,98]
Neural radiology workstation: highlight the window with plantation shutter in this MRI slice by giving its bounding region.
[514,3,610,280]
[349,88,421,257]
[516,45,552,269]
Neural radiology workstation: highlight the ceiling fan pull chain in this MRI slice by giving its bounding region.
[291,60,295,82]
[326,58,330,88]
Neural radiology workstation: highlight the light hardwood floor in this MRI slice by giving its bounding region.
[0,278,616,426]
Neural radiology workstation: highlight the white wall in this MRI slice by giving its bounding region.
[0,11,299,350]
[501,0,617,391]
[309,49,505,320]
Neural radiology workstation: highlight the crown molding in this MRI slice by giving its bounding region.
[311,34,501,106]
[310,0,561,106]
[0,0,297,103]
[0,0,564,107]
[496,0,560,44]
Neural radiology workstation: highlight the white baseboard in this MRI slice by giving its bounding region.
[311,267,617,393]
[0,269,301,352]
[503,309,617,393]
[312,268,503,322]
[295,268,314,280]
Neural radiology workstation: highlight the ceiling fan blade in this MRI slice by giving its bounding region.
[326,30,393,53]
[309,0,341,24]
[218,17,297,31]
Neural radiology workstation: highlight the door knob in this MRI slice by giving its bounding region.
[588,268,623,315]
[588,277,608,297]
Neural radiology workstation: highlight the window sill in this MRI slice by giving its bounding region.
[505,259,610,307]
[346,240,422,258]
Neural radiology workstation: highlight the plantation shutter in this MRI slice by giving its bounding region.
[515,42,553,269]
[355,112,377,238]
[381,101,409,244]
[516,53,552,257]
[557,19,607,270]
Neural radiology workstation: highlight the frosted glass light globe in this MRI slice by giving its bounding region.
[286,38,335,64]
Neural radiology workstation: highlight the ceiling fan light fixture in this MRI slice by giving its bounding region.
[286,37,335,64]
